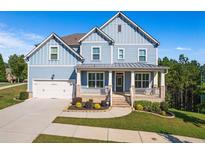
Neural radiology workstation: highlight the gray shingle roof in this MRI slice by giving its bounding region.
[76,63,168,70]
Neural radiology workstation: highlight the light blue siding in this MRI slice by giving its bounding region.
[81,43,111,64]
[29,38,80,65]
[125,72,131,91]
[28,66,76,92]
[101,16,152,44]
[84,32,106,42]
[113,45,157,65]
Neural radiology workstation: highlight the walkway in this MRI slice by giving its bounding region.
[43,123,205,143]
[0,83,26,90]
[60,107,132,118]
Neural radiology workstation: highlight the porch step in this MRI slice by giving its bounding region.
[112,94,130,107]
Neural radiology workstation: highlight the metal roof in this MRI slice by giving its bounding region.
[76,63,168,70]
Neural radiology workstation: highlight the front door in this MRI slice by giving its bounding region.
[116,73,123,92]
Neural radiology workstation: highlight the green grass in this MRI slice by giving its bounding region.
[0,84,27,110]
[54,109,205,139]
[33,134,117,143]
[0,82,13,87]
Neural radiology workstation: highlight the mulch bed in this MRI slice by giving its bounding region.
[68,105,109,111]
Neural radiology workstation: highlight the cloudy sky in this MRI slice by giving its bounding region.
[0,11,205,64]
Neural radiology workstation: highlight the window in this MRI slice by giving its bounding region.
[118,48,125,59]
[88,72,104,88]
[135,73,149,88]
[138,49,147,62]
[92,47,101,60]
[118,25,122,32]
[50,46,59,60]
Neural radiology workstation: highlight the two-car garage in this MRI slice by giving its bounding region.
[32,80,74,99]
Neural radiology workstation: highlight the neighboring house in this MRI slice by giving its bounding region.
[6,68,16,83]
[25,12,168,107]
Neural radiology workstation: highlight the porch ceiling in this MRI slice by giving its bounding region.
[76,63,169,71]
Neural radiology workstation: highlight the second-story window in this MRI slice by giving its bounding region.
[118,25,122,32]
[92,47,101,61]
[138,48,147,62]
[49,46,59,60]
[118,48,125,59]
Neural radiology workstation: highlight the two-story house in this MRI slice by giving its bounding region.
[25,12,168,107]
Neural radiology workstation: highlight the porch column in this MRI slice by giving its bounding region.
[76,70,81,97]
[108,70,113,106]
[160,71,165,100]
[130,71,135,108]
[153,72,159,95]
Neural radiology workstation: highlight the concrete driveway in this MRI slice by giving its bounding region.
[0,98,68,143]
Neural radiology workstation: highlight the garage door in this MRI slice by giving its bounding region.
[33,80,73,99]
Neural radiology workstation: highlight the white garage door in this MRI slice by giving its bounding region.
[33,80,73,99]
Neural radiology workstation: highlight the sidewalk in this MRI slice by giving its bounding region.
[0,83,26,90]
[42,123,205,143]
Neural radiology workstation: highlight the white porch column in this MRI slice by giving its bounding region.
[130,71,135,108]
[153,72,158,87]
[108,70,113,106]
[76,70,81,97]
[160,71,165,100]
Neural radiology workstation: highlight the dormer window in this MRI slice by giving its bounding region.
[49,46,59,60]
[118,25,122,32]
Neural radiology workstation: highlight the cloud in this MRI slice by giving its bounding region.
[0,22,43,62]
[175,47,192,51]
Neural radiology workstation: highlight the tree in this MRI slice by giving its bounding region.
[0,53,6,82]
[8,54,27,83]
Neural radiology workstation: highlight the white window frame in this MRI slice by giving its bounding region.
[135,72,151,89]
[49,45,59,60]
[118,48,125,60]
[87,72,105,88]
[138,48,147,62]
[91,46,101,61]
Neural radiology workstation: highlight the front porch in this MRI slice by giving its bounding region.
[75,63,168,107]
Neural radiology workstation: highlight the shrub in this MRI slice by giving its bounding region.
[134,100,152,111]
[89,99,93,103]
[76,102,82,108]
[72,97,82,105]
[94,103,101,109]
[151,102,161,113]
[160,101,169,112]
[101,100,108,107]
[135,104,143,111]
[19,92,29,100]
[85,101,92,109]
[161,111,166,116]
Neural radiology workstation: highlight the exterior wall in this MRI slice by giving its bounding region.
[29,38,80,65]
[84,32,106,42]
[28,66,75,92]
[113,45,157,65]
[81,42,111,64]
[101,16,152,45]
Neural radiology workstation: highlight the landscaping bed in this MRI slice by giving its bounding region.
[67,97,110,111]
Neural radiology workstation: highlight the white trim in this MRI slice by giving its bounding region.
[80,45,82,55]
[138,48,147,62]
[117,48,125,60]
[110,45,113,64]
[49,45,59,60]
[87,72,105,88]
[100,12,159,46]
[114,72,125,92]
[25,33,83,60]
[91,46,101,61]
[134,72,151,89]
[29,65,75,67]
[79,27,114,43]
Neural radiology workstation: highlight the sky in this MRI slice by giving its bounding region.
[0,11,205,64]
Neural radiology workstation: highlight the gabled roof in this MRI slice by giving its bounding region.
[25,33,84,61]
[100,12,160,46]
[62,33,86,46]
[78,27,114,44]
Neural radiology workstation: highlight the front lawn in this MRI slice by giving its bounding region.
[33,134,116,143]
[54,109,205,139]
[0,82,13,87]
[0,84,27,109]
